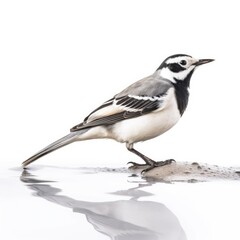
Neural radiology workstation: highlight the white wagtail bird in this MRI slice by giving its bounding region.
[22,54,214,171]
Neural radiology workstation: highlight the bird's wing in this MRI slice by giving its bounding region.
[70,75,173,132]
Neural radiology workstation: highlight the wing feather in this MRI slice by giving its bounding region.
[70,74,173,132]
[70,91,170,132]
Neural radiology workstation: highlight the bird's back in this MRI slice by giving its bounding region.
[116,72,173,98]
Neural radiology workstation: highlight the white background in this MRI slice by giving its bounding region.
[0,0,240,167]
[1,1,240,240]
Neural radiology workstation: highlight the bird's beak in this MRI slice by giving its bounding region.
[195,59,215,66]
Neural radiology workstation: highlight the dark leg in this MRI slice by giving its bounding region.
[126,143,175,173]
[127,147,156,166]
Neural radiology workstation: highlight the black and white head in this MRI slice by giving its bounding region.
[157,54,214,85]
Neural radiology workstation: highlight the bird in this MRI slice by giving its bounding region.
[22,54,214,171]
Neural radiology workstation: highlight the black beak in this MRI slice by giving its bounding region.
[195,59,215,66]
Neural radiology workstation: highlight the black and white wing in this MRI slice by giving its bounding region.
[70,76,173,132]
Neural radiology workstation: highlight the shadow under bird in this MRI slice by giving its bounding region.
[22,54,214,171]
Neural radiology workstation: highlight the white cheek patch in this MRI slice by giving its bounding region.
[173,65,195,80]
[160,65,195,82]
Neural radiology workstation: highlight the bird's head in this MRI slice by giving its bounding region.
[157,54,214,84]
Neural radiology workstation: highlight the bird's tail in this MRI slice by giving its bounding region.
[22,132,81,167]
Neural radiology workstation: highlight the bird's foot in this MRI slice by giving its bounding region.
[142,159,175,174]
[128,161,150,170]
[128,159,175,174]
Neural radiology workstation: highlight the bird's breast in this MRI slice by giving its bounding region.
[110,88,181,144]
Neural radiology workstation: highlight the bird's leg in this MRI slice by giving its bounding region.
[126,143,175,172]
[127,147,156,166]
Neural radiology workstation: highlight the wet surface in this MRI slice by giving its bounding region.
[1,164,240,240]
[139,161,240,182]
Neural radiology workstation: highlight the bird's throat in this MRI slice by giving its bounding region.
[173,70,193,115]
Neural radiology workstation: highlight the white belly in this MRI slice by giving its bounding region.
[110,91,181,144]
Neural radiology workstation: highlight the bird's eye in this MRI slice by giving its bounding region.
[180,60,187,66]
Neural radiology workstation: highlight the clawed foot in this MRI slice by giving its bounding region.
[142,159,175,174]
[127,161,149,169]
[128,159,176,174]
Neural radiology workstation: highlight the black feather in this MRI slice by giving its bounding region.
[172,70,193,115]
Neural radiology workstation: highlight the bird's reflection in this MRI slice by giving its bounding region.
[20,169,187,240]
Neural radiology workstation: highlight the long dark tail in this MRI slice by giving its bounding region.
[22,132,80,167]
